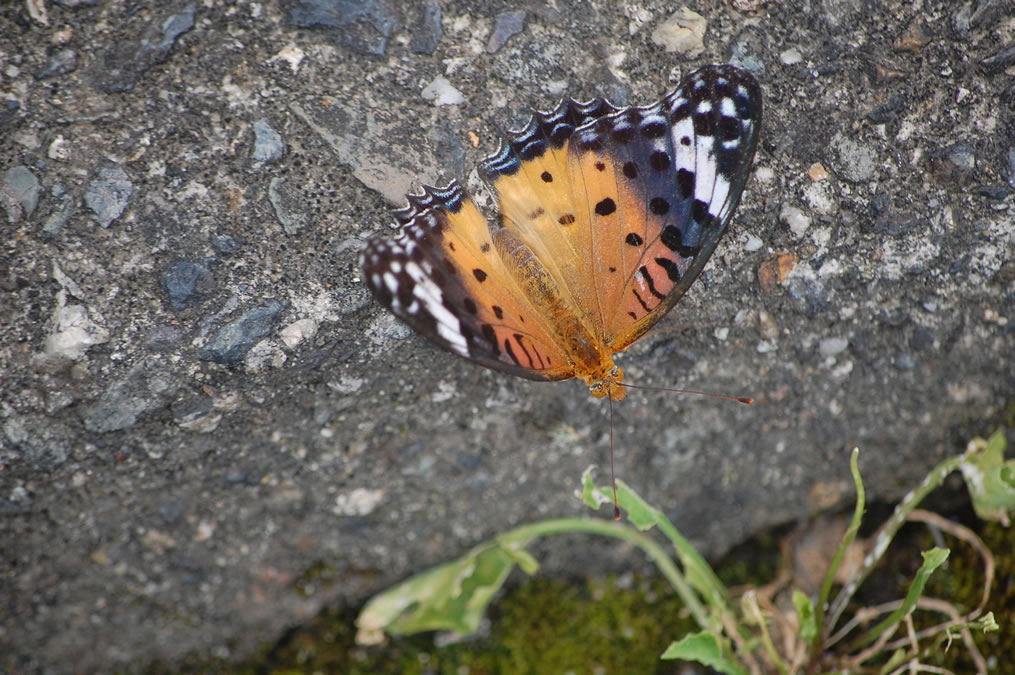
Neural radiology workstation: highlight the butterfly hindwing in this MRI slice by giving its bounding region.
[361,183,574,381]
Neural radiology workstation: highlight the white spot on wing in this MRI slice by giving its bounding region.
[672,116,695,171]
[405,261,469,356]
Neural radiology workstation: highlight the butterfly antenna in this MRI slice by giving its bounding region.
[609,395,620,520]
[619,382,753,405]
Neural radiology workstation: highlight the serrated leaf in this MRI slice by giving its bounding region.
[660,631,746,675]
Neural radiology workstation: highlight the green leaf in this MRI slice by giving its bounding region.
[580,465,610,510]
[850,547,949,650]
[977,611,999,633]
[355,539,531,645]
[959,430,1015,523]
[660,631,747,675]
[793,590,817,642]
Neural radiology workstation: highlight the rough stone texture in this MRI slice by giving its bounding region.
[1,0,1013,672]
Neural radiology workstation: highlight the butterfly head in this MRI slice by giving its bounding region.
[586,364,626,401]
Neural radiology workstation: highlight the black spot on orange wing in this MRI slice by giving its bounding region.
[595,198,616,216]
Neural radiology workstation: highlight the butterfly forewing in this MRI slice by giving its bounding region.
[361,183,574,381]
[604,65,761,349]
[479,97,621,317]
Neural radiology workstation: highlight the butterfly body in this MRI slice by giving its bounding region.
[361,65,761,401]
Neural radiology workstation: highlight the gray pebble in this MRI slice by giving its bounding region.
[3,166,41,224]
[487,11,526,54]
[253,118,284,162]
[84,162,133,228]
[35,49,78,80]
[198,299,288,364]
[212,235,242,255]
[161,260,211,311]
[410,0,442,55]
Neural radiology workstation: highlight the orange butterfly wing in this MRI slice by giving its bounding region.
[361,183,574,381]
[482,65,762,352]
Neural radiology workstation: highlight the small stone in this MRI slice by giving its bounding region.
[212,235,242,255]
[333,487,385,516]
[780,204,810,238]
[780,48,802,65]
[1005,147,1015,190]
[818,337,849,357]
[421,76,465,106]
[981,41,1015,74]
[802,182,835,214]
[267,43,305,73]
[831,134,878,183]
[758,309,779,340]
[43,304,109,361]
[158,500,186,524]
[929,143,975,185]
[867,94,906,125]
[160,260,211,311]
[910,325,934,351]
[199,299,288,365]
[279,318,319,350]
[93,3,196,93]
[786,275,830,315]
[35,48,77,80]
[757,253,797,292]
[40,194,73,239]
[410,0,442,55]
[651,8,706,57]
[973,185,1011,199]
[252,118,284,162]
[144,325,184,352]
[268,177,307,235]
[893,23,931,54]
[894,353,917,370]
[486,10,526,54]
[288,0,401,57]
[4,415,70,471]
[2,165,41,224]
[83,357,176,433]
[84,162,133,228]
[807,163,828,181]
[48,135,71,161]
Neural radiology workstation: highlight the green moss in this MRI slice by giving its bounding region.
[237,575,699,674]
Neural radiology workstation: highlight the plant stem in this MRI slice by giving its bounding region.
[497,518,711,628]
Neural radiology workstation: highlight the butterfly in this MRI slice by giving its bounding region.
[361,65,761,407]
